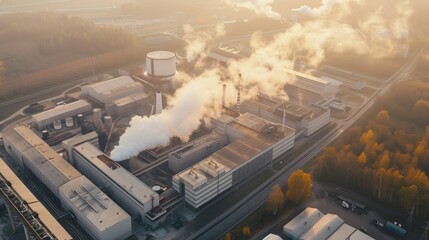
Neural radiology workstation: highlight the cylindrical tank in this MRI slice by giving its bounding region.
[146,51,176,80]
[155,91,163,114]
[41,130,49,140]
[53,120,62,130]
[104,116,113,132]
[65,117,74,128]
[76,114,84,125]
[93,108,104,132]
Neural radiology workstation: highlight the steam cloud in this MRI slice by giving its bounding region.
[183,23,225,62]
[110,0,415,161]
[222,0,281,20]
[292,0,356,17]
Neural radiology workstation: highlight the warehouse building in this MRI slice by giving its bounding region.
[284,69,342,100]
[283,207,325,239]
[61,131,99,163]
[105,93,150,115]
[168,132,228,172]
[2,126,132,240]
[299,214,344,240]
[0,157,73,240]
[173,113,295,208]
[72,142,164,223]
[81,76,144,105]
[283,208,375,240]
[241,96,330,137]
[32,100,92,129]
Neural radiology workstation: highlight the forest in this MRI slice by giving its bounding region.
[316,80,429,219]
[0,12,136,55]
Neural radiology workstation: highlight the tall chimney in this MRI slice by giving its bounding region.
[222,84,226,107]
[155,91,163,114]
[93,108,104,132]
[104,115,113,132]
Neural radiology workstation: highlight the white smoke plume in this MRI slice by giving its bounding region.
[292,0,360,17]
[183,23,225,62]
[222,0,281,20]
[110,0,414,161]
[110,70,236,161]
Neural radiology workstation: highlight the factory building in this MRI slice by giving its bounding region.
[72,142,164,223]
[283,207,324,239]
[240,96,330,137]
[283,208,374,240]
[145,51,177,81]
[173,113,295,208]
[168,132,228,172]
[58,176,131,240]
[2,125,132,240]
[81,76,145,105]
[32,100,92,129]
[0,157,73,240]
[105,93,149,115]
[299,214,344,240]
[284,69,341,100]
[61,131,99,163]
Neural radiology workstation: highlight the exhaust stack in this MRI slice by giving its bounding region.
[222,84,226,107]
[155,91,163,114]
[93,108,104,132]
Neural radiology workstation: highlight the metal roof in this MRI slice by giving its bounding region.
[299,214,344,240]
[0,158,73,240]
[283,68,330,86]
[349,230,375,240]
[263,234,283,240]
[327,224,355,240]
[73,142,157,209]
[82,76,135,94]
[5,126,81,182]
[32,100,91,123]
[284,207,325,238]
[59,175,130,232]
[146,51,176,60]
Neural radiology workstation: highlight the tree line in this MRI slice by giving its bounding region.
[0,12,136,55]
[316,80,429,220]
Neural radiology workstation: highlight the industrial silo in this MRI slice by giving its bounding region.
[145,51,176,81]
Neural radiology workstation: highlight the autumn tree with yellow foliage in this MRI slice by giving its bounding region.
[267,184,285,215]
[286,170,312,204]
[316,80,429,219]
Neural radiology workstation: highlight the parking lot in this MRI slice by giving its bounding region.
[264,183,404,240]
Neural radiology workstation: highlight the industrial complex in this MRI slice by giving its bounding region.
[0,49,343,239]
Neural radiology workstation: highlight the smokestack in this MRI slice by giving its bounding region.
[93,108,104,132]
[155,91,163,114]
[222,84,226,107]
[236,74,241,114]
[104,115,113,132]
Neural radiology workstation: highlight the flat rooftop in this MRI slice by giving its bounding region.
[0,158,72,240]
[32,100,91,122]
[59,175,130,233]
[83,76,135,94]
[171,132,224,159]
[3,126,82,183]
[227,113,295,141]
[284,68,330,86]
[73,142,157,208]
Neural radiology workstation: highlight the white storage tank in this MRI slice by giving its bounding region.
[53,120,62,130]
[145,51,176,81]
[65,117,74,128]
